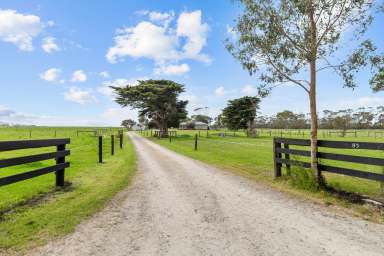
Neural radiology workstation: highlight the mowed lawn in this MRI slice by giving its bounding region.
[0,127,136,253]
[142,129,384,201]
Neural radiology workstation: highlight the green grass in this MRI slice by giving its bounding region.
[143,129,384,202]
[0,127,136,254]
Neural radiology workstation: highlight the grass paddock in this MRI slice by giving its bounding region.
[142,129,384,202]
[0,127,136,254]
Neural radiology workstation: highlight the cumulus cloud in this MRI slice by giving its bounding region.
[106,10,210,75]
[71,70,87,82]
[0,9,44,51]
[41,37,60,53]
[64,87,95,104]
[106,21,178,64]
[40,68,61,82]
[154,63,190,76]
[149,11,174,26]
[176,10,210,62]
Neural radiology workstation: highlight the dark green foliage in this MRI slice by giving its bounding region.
[112,80,188,136]
[272,110,308,129]
[121,119,136,129]
[191,114,213,124]
[222,96,260,131]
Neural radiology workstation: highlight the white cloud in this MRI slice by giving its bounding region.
[242,84,257,95]
[64,87,95,104]
[154,63,190,76]
[176,10,210,62]
[106,21,178,64]
[71,70,87,82]
[215,86,226,97]
[0,9,43,51]
[99,71,110,78]
[41,37,60,53]
[149,11,174,26]
[106,10,210,74]
[40,68,61,82]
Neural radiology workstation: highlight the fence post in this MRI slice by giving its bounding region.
[29,130,32,138]
[56,144,66,186]
[194,134,198,151]
[273,138,282,178]
[99,136,103,163]
[119,133,123,149]
[111,135,115,155]
[284,143,291,175]
[169,132,172,142]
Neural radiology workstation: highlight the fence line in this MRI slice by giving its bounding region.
[0,138,70,187]
[273,137,384,183]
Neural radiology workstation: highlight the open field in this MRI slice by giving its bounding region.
[141,129,384,204]
[0,127,136,254]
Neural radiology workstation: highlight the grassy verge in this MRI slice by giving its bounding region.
[142,130,384,223]
[0,129,136,255]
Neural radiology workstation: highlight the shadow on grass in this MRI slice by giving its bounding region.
[0,182,74,221]
[283,165,383,208]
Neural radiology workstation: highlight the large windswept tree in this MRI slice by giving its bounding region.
[121,119,136,130]
[227,0,383,184]
[112,80,188,137]
[222,96,260,136]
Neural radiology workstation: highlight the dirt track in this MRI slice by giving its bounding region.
[32,132,384,256]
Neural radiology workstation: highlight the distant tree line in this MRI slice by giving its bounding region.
[255,106,384,130]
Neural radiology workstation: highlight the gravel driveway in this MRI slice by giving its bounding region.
[32,132,384,256]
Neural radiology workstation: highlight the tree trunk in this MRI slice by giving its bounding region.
[159,122,168,138]
[248,119,256,137]
[308,1,323,186]
[309,62,321,185]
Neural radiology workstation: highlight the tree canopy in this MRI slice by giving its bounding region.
[121,119,136,130]
[112,79,188,136]
[226,0,383,183]
[191,114,213,124]
[222,96,260,134]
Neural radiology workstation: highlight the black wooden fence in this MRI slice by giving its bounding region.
[98,133,124,163]
[273,137,384,183]
[0,138,70,187]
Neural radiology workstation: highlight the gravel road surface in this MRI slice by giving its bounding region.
[32,132,384,256]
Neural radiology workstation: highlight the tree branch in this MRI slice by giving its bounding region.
[265,54,310,93]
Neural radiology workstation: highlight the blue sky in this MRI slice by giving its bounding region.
[0,1,383,126]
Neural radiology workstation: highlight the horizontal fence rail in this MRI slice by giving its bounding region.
[0,138,70,187]
[273,137,384,182]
